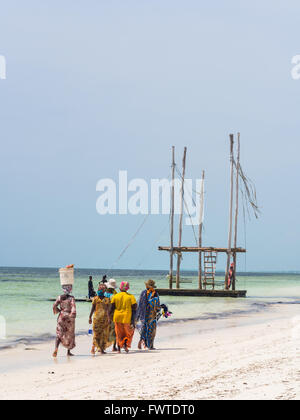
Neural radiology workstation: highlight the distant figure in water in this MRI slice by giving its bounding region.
[101,275,108,284]
[52,285,76,357]
[227,263,234,289]
[88,276,96,299]
[137,279,161,350]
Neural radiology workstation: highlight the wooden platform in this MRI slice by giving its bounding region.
[156,288,247,298]
[158,246,246,253]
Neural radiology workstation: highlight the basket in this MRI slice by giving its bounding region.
[59,267,74,286]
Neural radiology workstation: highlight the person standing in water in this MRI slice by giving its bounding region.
[101,274,108,284]
[52,285,76,357]
[88,276,96,299]
[110,281,137,353]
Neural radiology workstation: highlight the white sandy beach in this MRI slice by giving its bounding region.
[0,303,299,400]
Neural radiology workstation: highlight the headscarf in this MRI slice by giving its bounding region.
[97,283,106,297]
[145,279,156,297]
[120,281,130,292]
[62,285,73,295]
[146,287,156,298]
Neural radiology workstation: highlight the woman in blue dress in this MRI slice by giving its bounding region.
[136,279,161,350]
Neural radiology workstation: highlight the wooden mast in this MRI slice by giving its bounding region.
[169,146,175,289]
[232,133,240,291]
[225,134,234,290]
[176,147,187,288]
[198,170,205,289]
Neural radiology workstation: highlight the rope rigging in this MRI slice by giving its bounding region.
[107,172,172,274]
[233,154,260,279]
[108,213,150,275]
[175,166,204,246]
[233,158,260,219]
[135,214,170,268]
[107,145,258,281]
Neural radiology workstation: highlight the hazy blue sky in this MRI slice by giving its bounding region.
[0,1,299,271]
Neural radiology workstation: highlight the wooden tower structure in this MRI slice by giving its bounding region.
[157,133,247,298]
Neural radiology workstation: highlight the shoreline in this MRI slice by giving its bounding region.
[0,302,299,399]
[1,298,299,353]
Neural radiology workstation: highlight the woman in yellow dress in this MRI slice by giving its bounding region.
[89,284,113,354]
[110,281,137,353]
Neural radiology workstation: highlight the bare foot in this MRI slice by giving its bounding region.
[138,340,142,350]
[112,347,118,352]
[124,345,129,353]
[91,346,95,355]
[52,350,58,358]
[100,350,106,354]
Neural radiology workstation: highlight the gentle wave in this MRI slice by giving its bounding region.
[2,300,299,351]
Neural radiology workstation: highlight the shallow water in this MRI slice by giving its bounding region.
[0,267,299,349]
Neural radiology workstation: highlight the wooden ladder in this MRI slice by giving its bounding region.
[203,251,217,290]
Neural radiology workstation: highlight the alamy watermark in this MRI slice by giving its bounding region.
[0,55,6,80]
[96,170,204,226]
[291,55,300,80]
[0,316,6,340]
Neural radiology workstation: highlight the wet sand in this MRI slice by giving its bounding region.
[0,303,299,400]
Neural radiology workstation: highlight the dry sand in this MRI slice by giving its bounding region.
[0,303,299,400]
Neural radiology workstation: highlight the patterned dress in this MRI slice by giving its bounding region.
[105,289,117,344]
[137,290,160,349]
[53,295,76,350]
[92,296,113,351]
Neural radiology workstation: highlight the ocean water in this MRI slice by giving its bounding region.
[0,267,300,350]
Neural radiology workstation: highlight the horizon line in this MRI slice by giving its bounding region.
[0,265,299,275]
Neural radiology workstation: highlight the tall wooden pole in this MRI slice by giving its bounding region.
[176,147,187,288]
[169,146,175,289]
[225,134,234,290]
[198,170,205,289]
[232,133,240,291]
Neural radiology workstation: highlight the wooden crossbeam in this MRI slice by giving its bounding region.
[158,246,246,253]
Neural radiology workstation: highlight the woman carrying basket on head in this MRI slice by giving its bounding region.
[53,265,76,358]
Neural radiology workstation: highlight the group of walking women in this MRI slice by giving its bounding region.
[52,278,162,357]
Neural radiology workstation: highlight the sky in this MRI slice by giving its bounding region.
[0,0,299,271]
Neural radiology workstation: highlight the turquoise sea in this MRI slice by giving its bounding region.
[0,267,300,350]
